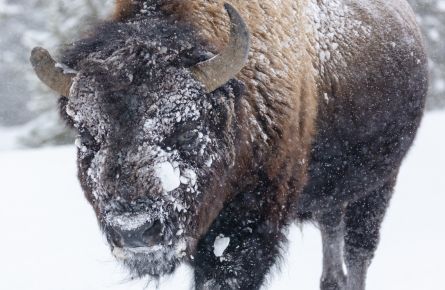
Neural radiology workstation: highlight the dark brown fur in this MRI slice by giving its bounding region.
[56,1,428,289]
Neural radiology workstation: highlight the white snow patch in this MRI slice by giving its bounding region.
[175,240,187,258]
[323,93,329,103]
[55,62,78,75]
[144,119,156,130]
[154,161,181,192]
[213,235,230,257]
[107,213,152,232]
[74,138,87,152]
[180,169,197,186]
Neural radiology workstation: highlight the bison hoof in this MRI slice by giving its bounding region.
[321,273,346,290]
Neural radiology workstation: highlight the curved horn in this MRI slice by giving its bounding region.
[191,3,250,93]
[30,47,76,96]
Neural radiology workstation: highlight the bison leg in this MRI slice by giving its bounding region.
[193,192,285,290]
[316,210,347,290]
[343,179,394,290]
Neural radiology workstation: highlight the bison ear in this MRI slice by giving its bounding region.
[216,79,246,100]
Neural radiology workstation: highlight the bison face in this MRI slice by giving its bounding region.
[30,3,249,279]
[66,60,238,277]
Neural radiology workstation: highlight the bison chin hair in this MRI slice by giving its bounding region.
[111,241,187,278]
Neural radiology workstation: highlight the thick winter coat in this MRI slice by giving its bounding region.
[30,0,427,289]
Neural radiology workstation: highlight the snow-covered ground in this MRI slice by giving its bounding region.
[0,125,27,150]
[0,110,444,290]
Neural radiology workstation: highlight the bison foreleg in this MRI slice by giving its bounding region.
[193,191,285,290]
[316,210,347,290]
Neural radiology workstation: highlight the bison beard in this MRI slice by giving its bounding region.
[30,0,428,289]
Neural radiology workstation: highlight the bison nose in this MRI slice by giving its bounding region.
[109,220,163,248]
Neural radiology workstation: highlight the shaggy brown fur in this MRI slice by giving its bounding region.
[84,0,311,252]
[113,0,136,20]
[116,0,318,162]
[47,0,427,289]
[120,0,319,235]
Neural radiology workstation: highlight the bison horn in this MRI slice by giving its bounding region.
[30,47,76,97]
[191,3,250,93]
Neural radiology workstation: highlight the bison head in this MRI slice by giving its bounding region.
[30,4,249,278]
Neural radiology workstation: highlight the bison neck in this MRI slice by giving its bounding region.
[165,1,319,236]
[171,0,318,173]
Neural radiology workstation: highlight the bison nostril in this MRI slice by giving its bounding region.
[141,220,163,246]
[108,220,163,248]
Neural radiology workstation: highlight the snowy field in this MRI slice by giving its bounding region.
[0,110,444,290]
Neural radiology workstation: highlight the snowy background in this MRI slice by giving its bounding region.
[0,0,445,146]
[0,0,444,289]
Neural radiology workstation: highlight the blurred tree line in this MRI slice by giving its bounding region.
[0,0,444,148]
[0,0,112,147]
[409,0,445,109]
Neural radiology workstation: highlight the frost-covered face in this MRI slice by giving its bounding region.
[62,42,237,277]
[29,2,248,280]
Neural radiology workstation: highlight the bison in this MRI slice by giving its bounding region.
[30,0,428,289]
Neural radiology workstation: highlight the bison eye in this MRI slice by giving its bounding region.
[177,130,199,147]
[79,127,99,151]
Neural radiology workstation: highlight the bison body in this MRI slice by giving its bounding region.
[31,0,427,289]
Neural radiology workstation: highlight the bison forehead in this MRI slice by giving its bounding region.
[142,95,211,144]
[70,78,219,208]
[66,65,209,141]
